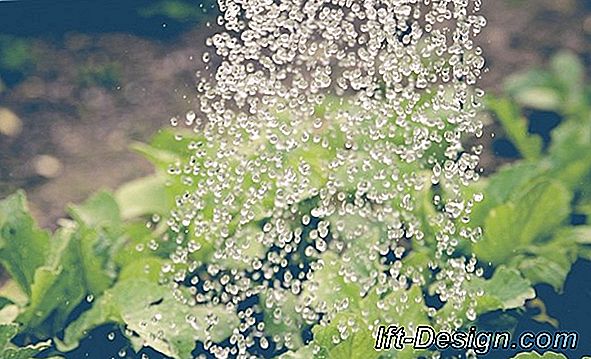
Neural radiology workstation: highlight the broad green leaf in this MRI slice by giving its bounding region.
[68,191,121,229]
[567,225,591,246]
[215,224,267,270]
[1,340,53,359]
[0,324,17,349]
[377,286,430,332]
[0,191,50,295]
[312,313,379,359]
[466,266,535,314]
[470,162,541,227]
[260,288,305,351]
[17,229,85,334]
[511,228,580,292]
[515,181,571,245]
[571,226,591,260]
[473,202,519,264]
[300,252,363,315]
[75,226,117,294]
[311,286,428,359]
[550,51,585,110]
[547,120,591,190]
[61,279,239,358]
[118,256,166,283]
[474,181,571,265]
[504,70,555,101]
[113,221,160,267]
[115,175,171,219]
[328,213,386,280]
[515,257,570,293]
[18,225,115,335]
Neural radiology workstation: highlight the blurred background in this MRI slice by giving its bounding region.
[0,1,590,358]
[0,0,589,228]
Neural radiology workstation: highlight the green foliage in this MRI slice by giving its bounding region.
[0,191,50,296]
[487,97,542,160]
[473,180,571,264]
[59,279,238,358]
[466,266,535,314]
[472,51,591,295]
[0,51,589,358]
[504,50,587,115]
[0,324,53,359]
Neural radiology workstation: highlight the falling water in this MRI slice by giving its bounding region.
[163,0,486,357]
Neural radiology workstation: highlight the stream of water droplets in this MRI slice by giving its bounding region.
[162,0,486,357]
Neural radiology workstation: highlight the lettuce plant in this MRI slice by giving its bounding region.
[0,45,589,359]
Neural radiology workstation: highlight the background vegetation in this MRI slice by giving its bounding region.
[0,0,590,358]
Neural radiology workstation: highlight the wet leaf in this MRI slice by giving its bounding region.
[0,191,51,296]
[467,267,535,314]
[61,279,238,358]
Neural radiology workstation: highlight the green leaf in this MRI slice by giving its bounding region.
[470,162,541,227]
[487,96,542,160]
[516,181,571,246]
[515,257,570,293]
[473,202,520,264]
[550,51,584,89]
[119,257,165,283]
[550,51,585,110]
[0,324,17,350]
[17,224,115,335]
[310,285,429,359]
[514,87,562,111]
[300,252,363,315]
[547,120,591,190]
[216,224,267,270]
[0,323,52,359]
[0,191,50,296]
[130,142,180,170]
[466,266,535,314]
[61,279,239,358]
[512,228,580,292]
[260,288,305,351]
[112,221,165,267]
[504,69,555,100]
[312,313,378,359]
[115,175,171,219]
[474,181,571,265]
[68,191,121,229]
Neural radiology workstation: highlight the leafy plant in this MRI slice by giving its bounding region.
[471,51,591,294]
[0,51,589,358]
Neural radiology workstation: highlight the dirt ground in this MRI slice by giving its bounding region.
[0,0,589,228]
